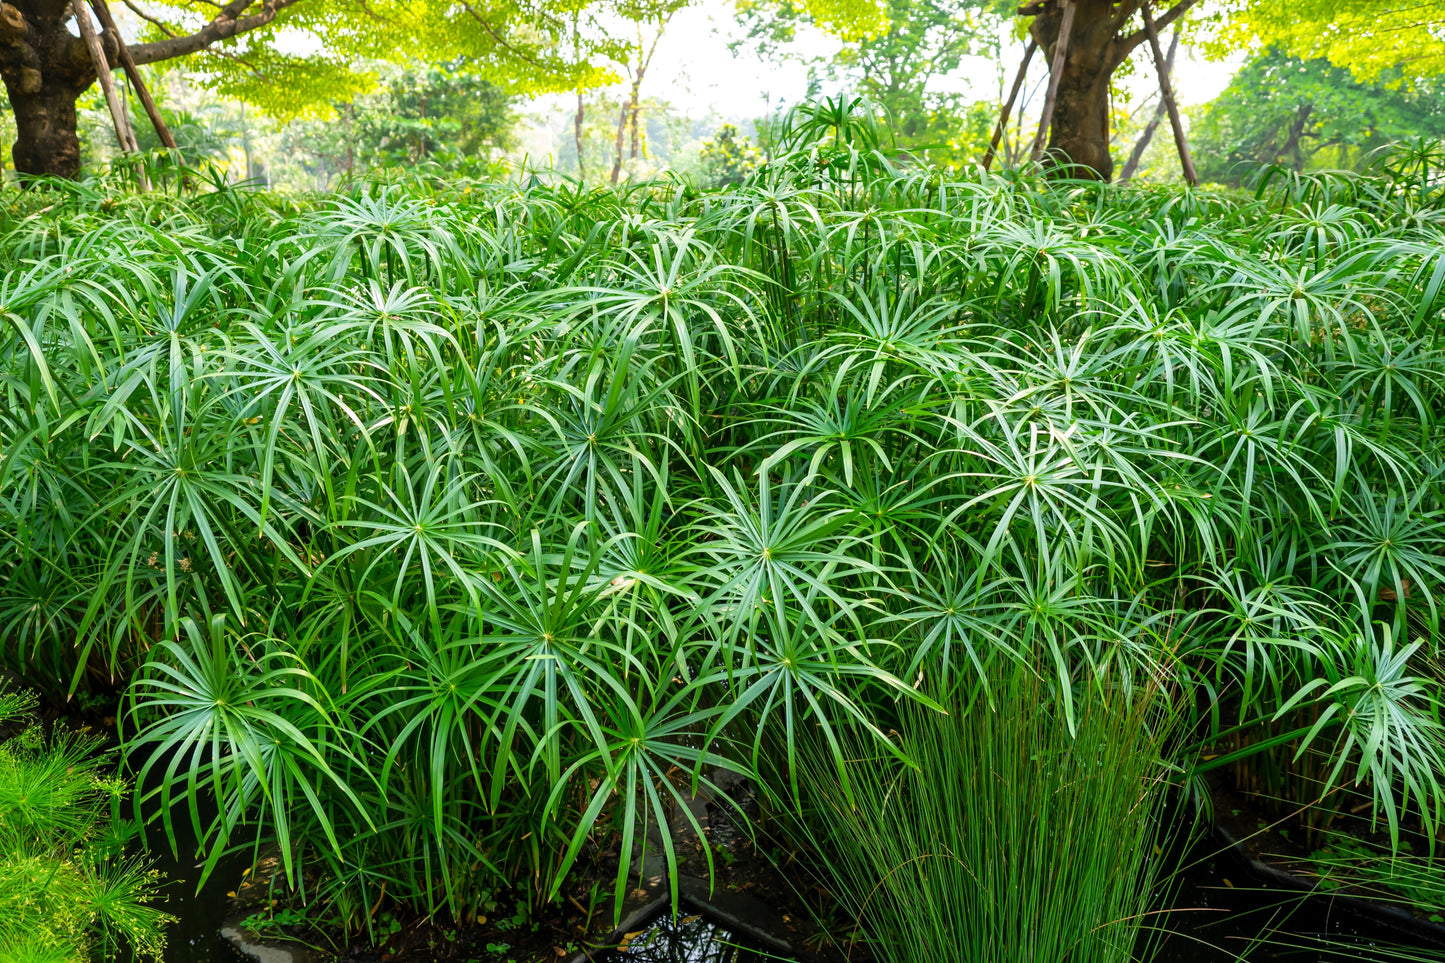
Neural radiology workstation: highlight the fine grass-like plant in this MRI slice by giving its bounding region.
[3,102,1445,936]
[782,670,1175,963]
[0,687,171,962]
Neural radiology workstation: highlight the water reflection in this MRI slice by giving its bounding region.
[608,913,768,963]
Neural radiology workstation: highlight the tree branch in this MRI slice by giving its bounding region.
[456,0,551,71]
[1117,0,1200,58]
[128,0,302,67]
[0,2,27,44]
[119,0,177,37]
[1110,0,1142,31]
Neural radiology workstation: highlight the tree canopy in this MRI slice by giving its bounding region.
[1227,0,1445,82]
[1193,47,1445,184]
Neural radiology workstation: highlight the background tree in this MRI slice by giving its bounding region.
[1015,0,1198,180]
[607,0,690,182]
[697,120,761,183]
[0,0,605,178]
[279,65,516,184]
[736,0,1003,166]
[1006,0,1445,181]
[1192,48,1445,185]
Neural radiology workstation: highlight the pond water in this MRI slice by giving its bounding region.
[603,913,777,963]
[141,788,249,963]
[150,832,1445,963]
[593,839,1445,963]
[150,833,249,963]
[1150,840,1445,963]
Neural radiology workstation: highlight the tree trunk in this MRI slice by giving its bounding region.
[9,79,82,176]
[574,90,585,180]
[1028,0,1116,180]
[1281,104,1313,169]
[609,98,628,184]
[629,101,640,162]
[1022,0,1201,181]
[3,0,302,179]
[1,0,98,178]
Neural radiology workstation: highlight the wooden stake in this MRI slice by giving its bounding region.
[983,39,1037,172]
[89,0,178,150]
[1140,0,1198,186]
[1031,0,1075,162]
[71,0,137,154]
[1119,24,1179,183]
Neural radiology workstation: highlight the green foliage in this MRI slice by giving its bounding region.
[5,105,1445,938]
[783,669,1175,963]
[697,124,763,185]
[121,0,617,121]
[1226,0,1445,83]
[735,0,1004,166]
[279,66,517,183]
[1194,48,1445,184]
[0,86,10,180]
[0,688,172,962]
[1303,825,1445,922]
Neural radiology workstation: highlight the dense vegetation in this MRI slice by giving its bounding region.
[1193,47,1445,183]
[787,668,1175,963]
[4,106,1445,953]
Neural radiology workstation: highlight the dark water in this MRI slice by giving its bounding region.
[604,913,779,963]
[150,834,249,963]
[1150,841,1445,963]
[140,792,249,963]
[599,841,1445,963]
[146,828,1445,963]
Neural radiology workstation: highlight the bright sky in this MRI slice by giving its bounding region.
[580,1,1245,122]
[513,0,1248,164]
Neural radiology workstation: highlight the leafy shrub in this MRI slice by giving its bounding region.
[698,123,764,186]
[3,101,1445,934]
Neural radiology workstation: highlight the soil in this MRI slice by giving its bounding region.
[225,772,846,963]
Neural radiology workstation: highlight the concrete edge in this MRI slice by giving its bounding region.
[220,916,311,963]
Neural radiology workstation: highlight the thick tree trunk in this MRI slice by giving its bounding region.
[3,0,299,178]
[9,73,83,176]
[1,0,97,178]
[1022,0,1200,181]
[1028,0,1116,180]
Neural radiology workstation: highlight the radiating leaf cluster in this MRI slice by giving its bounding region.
[3,107,1445,927]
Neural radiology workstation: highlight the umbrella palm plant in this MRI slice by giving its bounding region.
[2,107,1445,942]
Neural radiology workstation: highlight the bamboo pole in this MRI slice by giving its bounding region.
[983,39,1037,172]
[71,0,137,154]
[88,0,178,150]
[1140,0,1197,186]
[1030,0,1075,162]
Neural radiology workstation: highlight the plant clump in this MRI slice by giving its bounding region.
[2,102,1445,948]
